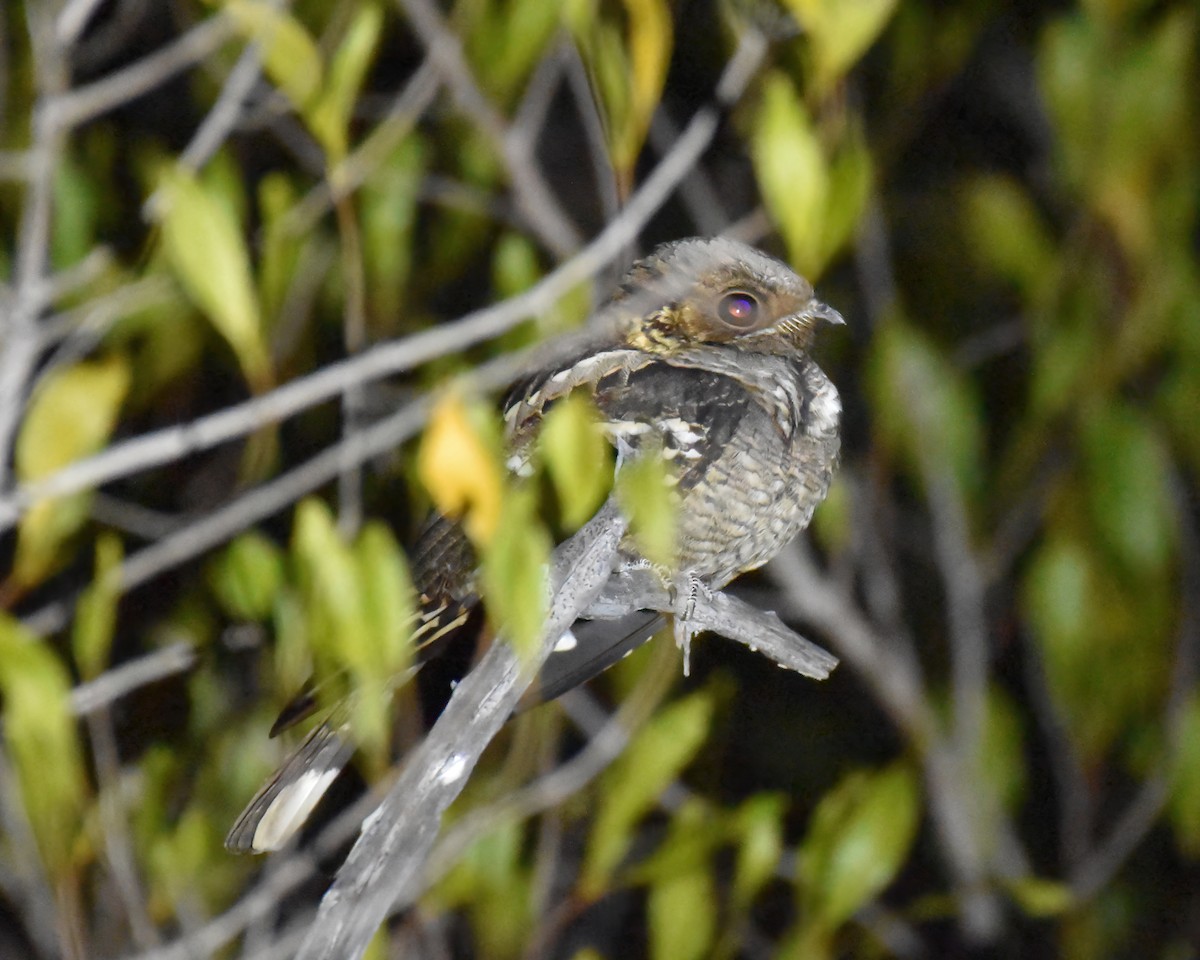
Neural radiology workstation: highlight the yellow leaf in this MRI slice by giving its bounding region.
[13,356,130,588]
[225,0,323,111]
[418,394,504,546]
[16,356,130,481]
[623,0,673,166]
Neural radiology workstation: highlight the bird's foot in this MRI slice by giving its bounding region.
[670,576,711,676]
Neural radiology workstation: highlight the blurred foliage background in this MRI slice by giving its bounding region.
[1,0,1198,957]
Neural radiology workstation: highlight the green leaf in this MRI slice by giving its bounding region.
[1079,400,1176,574]
[962,174,1057,300]
[464,0,562,102]
[733,793,787,911]
[362,137,426,326]
[291,499,367,723]
[799,761,920,929]
[207,532,286,622]
[1005,876,1075,917]
[622,0,673,165]
[72,533,123,681]
[628,797,723,885]
[752,73,828,278]
[648,854,716,960]
[809,475,850,554]
[1169,695,1200,856]
[307,3,384,163]
[980,687,1027,813]
[1029,314,1098,419]
[354,521,417,678]
[272,587,313,700]
[492,231,543,299]
[582,689,714,896]
[749,78,870,278]
[157,167,270,388]
[429,819,534,959]
[225,0,323,111]
[13,355,130,588]
[868,319,985,499]
[539,393,613,530]
[257,172,303,323]
[822,124,873,263]
[52,148,102,270]
[783,0,899,94]
[480,487,552,660]
[1021,528,1170,759]
[0,615,88,875]
[1039,8,1195,255]
[615,446,677,569]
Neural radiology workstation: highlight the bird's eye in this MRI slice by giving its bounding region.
[717,291,761,328]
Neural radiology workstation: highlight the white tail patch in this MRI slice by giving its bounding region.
[251,767,342,853]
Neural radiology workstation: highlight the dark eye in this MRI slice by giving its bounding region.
[717,291,761,328]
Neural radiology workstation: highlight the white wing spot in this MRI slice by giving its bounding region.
[553,630,578,652]
[808,384,842,434]
[661,417,704,445]
[506,453,534,477]
[252,767,341,853]
[603,419,652,437]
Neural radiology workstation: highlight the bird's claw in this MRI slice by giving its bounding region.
[670,576,710,676]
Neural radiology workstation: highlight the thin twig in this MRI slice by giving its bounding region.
[177,7,275,172]
[70,642,198,716]
[650,110,729,235]
[51,16,234,130]
[36,274,176,349]
[0,743,60,959]
[919,463,990,843]
[768,543,934,742]
[511,44,567,146]
[396,0,583,258]
[0,59,746,534]
[1066,469,1200,900]
[86,707,161,949]
[563,43,620,227]
[0,7,66,480]
[333,190,368,537]
[284,59,440,235]
[22,394,430,637]
[55,0,109,47]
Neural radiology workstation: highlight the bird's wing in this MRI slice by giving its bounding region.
[225,719,355,853]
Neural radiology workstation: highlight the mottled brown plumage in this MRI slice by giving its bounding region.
[226,237,843,853]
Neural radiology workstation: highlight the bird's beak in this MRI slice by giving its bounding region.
[803,299,845,327]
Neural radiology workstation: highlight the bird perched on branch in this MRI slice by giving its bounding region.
[226,236,844,853]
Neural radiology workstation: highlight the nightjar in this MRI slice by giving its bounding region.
[226,236,843,853]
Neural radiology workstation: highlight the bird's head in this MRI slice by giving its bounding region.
[609,237,843,355]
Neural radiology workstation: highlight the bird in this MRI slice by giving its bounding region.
[225,236,844,853]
